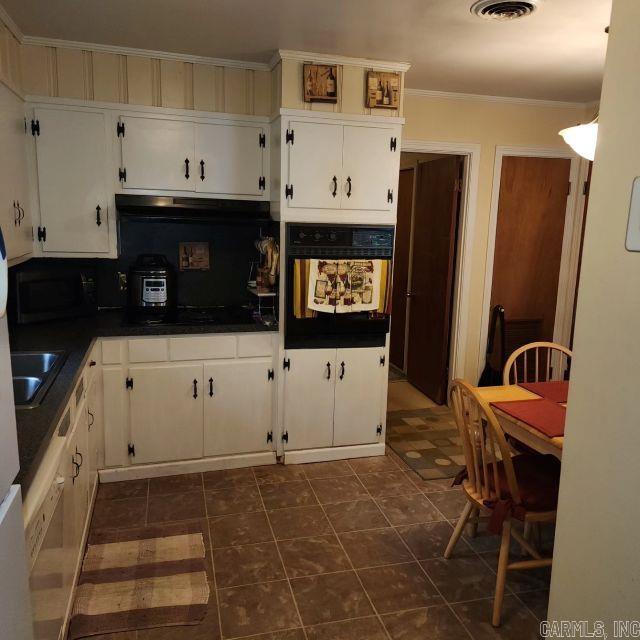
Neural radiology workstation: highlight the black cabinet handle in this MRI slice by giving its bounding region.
[185,158,190,180]
[193,379,198,399]
[13,201,18,226]
[209,377,214,397]
[18,203,24,224]
[326,362,331,379]
[340,361,345,380]
[332,176,337,197]
[96,205,102,226]
[88,410,95,430]
[346,176,352,198]
[200,160,205,181]
[75,447,83,467]
[72,458,80,482]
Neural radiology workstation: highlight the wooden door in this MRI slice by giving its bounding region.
[333,347,386,446]
[283,349,336,450]
[287,121,342,209]
[195,123,265,196]
[129,364,204,464]
[406,157,464,404]
[120,116,195,191]
[342,124,399,211]
[203,360,273,457]
[390,168,414,369]
[34,108,110,253]
[490,156,571,346]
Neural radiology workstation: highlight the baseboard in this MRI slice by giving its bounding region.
[98,451,278,482]
[283,443,385,464]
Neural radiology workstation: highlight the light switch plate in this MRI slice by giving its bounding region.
[626,176,640,251]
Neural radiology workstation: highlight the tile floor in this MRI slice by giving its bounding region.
[85,451,549,640]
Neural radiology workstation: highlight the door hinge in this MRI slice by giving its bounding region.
[119,167,127,182]
[390,137,397,152]
[116,121,125,138]
[37,226,46,243]
[268,368,274,380]
[380,355,386,366]
[454,178,463,193]
[376,424,383,436]
[127,443,136,457]
[266,431,273,443]
[125,377,133,389]
[30,119,40,136]
[282,431,289,443]
[387,189,393,204]
[583,180,590,197]
[285,184,294,200]
[567,181,572,196]
[285,129,294,145]
[259,176,266,190]
[283,358,290,371]
[259,133,266,148]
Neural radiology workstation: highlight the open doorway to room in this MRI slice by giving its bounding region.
[387,150,468,482]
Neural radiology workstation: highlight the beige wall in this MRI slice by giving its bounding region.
[0,18,22,94]
[403,94,591,379]
[549,0,639,622]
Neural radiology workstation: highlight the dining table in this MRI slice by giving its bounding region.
[475,384,566,460]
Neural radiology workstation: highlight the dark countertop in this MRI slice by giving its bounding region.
[10,309,277,491]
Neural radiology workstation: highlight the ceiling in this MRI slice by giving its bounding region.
[2,0,611,102]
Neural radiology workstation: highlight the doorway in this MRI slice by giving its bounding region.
[390,152,466,405]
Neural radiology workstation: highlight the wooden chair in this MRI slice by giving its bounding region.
[445,379,558,626]
[503,341,572,385]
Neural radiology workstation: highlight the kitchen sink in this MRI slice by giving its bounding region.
[11,351,66,409]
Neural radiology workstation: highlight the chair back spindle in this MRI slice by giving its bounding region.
[503,341,572,385]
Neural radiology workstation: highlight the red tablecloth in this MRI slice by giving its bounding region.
[492,398,566,438]
[519,381,569,404]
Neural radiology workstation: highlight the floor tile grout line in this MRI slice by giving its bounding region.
[250,465,310,640]
[355,462,476,640]
[305,471,396,640]
[201,471,225,640]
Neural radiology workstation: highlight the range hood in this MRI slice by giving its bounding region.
[115,195,270,223]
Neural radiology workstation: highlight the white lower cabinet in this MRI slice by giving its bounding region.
[128,364,204,464]
[203,361,273,457]
[283,346,386,450]
[333,347,386,447]
[87,372,103,500]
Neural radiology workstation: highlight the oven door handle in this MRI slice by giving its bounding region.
[326,362,331,380]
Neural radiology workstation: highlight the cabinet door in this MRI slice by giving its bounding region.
[283,349,336,450]
[72,403,90,539]
[120,116,195,191]
[129,364,203,464]
[87,375,103,500]
[0,83,31,261]
[203,361,273,457]
[341,125,399,211]
[34,108,110,253]
[333,347,386,446]
[196,123,265,196]
[287,121,342,209]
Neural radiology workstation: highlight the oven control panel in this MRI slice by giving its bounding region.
[288,224,394,254]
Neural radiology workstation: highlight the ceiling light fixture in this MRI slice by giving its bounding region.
[559,116,599,161]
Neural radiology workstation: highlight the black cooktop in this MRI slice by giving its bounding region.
[125,305,257,326]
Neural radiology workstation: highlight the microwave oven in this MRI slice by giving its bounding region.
[9,263,98,324]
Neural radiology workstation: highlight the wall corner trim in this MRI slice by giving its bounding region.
[272,49,411,73]
[0,2,23,40]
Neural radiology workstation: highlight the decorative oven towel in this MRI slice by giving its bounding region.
[492,398,566,438]
[519,381,569,404]
[68,528,209,639]
[307,258,382,313]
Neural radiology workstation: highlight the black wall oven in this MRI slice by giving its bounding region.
[285,223,393,349]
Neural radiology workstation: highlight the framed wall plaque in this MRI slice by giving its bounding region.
[303,64,338,103]
[366,71,401,109]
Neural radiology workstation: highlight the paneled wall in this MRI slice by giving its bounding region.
[0,18,22,95]
[280,59,404,117]
[19,44,272,116]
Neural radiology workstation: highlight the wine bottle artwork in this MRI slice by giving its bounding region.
[366,71,401,109]
[303,64,339,103]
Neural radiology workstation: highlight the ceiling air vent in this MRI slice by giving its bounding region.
[470,0,541,20]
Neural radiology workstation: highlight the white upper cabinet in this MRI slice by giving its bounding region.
[333,347,386,447]
[0,84,31,262]
[287,121,343,210]
[342,125,399,211]
[285,118,401,214]
[33,108,110,254]
[120,116,196,192]
[196,123,265,196]
[203,360,273,457]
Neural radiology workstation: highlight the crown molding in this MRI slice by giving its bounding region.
[19,35,273,71]
[0,3,23,41]
[404,87,592,109]
[272,49,411,73]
